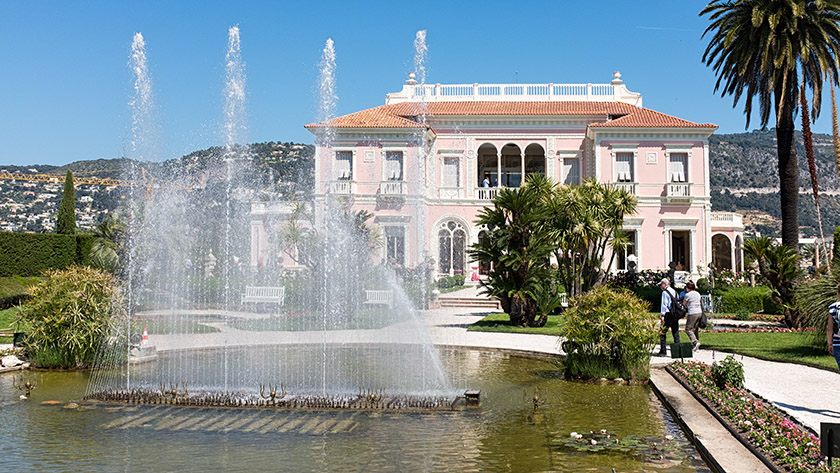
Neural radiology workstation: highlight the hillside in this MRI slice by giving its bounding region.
[0,141,314,233]
[709,129,840,237]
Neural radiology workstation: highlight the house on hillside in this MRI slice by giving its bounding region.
[252,73,744,279]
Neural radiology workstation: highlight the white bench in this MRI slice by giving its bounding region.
[559,293,568,308]
[364,290,393,308]
[241,286,285,306]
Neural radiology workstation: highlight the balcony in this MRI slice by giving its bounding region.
[475,187,500,200]
[666,183,692,202]
[613,182,637,195]
[438,187,464,199]
[710,211,744,230]
[329,180,356,195]
[379,181,406,196]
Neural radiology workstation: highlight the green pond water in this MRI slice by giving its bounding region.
[0,349,711,472]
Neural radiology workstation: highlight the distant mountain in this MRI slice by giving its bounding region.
[710,129,840,191]
[710,129,840,238]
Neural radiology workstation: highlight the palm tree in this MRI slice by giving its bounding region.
[701,0,840,249]
[470,176,555,327]
[799,80,831,269]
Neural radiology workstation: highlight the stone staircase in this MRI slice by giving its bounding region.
[437,295,501,310]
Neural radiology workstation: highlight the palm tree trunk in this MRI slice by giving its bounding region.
[799,80,831,269]
[775,84,800,250]
[831,70,840,181]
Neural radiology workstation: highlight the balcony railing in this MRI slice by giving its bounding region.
[475,187,500,200]
[379,181,406,196]
[613,182,637,195]
[666,183,692,201]
[438,187,464,199]
[710,211,744,228]
[329,180,355,195]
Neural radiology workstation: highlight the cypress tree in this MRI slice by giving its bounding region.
[56,170,76,234]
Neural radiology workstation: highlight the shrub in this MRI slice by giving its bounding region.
[794,272,839,346]
[710,355,744,389]
[15,266,124,368]
[560,286,658,380]
[436,274,466,289]
[714,286,770,314]
[734,308,752,321]
[696,278,710,294]
[633,286,662,311]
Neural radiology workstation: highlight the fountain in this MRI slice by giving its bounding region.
[0,28,713,473]
[85,30,461,410]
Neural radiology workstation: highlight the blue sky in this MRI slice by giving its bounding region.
[0,1,835,166]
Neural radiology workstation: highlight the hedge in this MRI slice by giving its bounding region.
[713,286,775,314]
[0,232,94,277]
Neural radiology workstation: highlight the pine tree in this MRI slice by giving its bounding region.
[56,170,76,234]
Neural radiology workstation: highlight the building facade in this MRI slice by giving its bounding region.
[253,73,744,279]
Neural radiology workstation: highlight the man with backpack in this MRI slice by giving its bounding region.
[657,278,684,356]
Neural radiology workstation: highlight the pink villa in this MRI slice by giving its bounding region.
[252,73,744,280]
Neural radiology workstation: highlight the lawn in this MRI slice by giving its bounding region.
[0,306,21,344]
[696,331,837,371]
[467,312,564,335]
[230,307,406,332]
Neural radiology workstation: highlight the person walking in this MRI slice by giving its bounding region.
[682,281,703,351]
[828,288,840,371]
[658,278,680,356]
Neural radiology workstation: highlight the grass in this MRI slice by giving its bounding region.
[467,312,564,335]
[438,285,469,294]
[129,320,221,335]
[697,331,837,371]
[0,306,22,344]
[230,307,406,332]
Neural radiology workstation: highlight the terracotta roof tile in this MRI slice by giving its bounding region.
[306,101,716,130]
[305,106,425,129]
[588,108,717,129]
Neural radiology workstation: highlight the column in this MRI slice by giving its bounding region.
[496,150,502,187]
[520,149,526,186]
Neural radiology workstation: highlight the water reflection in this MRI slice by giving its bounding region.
[0,350,710,472]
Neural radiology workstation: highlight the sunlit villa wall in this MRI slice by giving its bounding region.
[252,73,744,280]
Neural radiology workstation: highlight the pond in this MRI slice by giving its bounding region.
[0,348,711,472]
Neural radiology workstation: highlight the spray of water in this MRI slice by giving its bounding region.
[413,30,428,88]
[88,30,458,405]
[223,26,247,148]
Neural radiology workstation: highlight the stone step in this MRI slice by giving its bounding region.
[438,297,501,309]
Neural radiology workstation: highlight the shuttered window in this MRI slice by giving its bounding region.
[670,153,688,182]
[335,151,352,180]
[616,152,633,182]
[443,157,459,187]
[385,151,403,181]
[563,158,580,185]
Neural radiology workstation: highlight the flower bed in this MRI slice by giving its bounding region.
[713,327,818,334]
[710,313,784,323]
[670,360,837,473]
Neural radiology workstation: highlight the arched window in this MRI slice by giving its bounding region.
[712,234,733,271]
[438,220,467,275]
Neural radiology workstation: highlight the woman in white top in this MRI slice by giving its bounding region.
[682,281,703,351]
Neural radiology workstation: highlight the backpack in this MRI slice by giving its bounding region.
[666,290,687,322]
